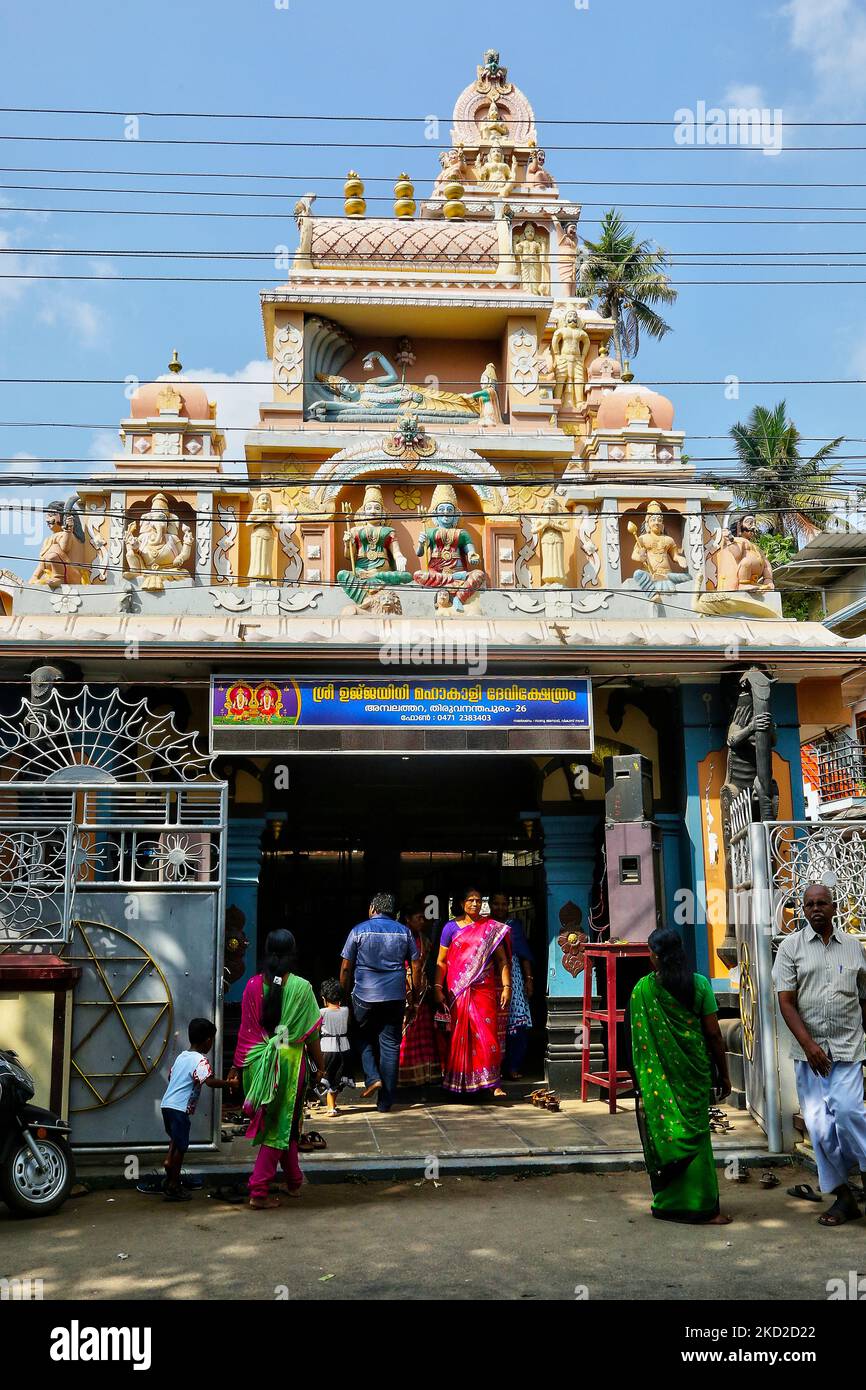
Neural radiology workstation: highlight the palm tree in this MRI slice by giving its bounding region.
[578,210,678,365]
[728,401,844,540]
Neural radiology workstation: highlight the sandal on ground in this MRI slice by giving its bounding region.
[544,1092,562,1111]
[760,1170,780,1189]
[787,1182,822,1202]
[249,1195,280,1210]
[818,1195,861,1226]
[298,1131,327,1151]
[208,1183,245,1205]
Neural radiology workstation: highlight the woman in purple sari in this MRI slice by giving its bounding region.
[434,888,511,1098]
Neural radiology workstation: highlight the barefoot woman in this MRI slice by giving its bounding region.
[630,926,732,1225]
[435,888,511,1099]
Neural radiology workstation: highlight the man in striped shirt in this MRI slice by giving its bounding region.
[774,882,866,1226]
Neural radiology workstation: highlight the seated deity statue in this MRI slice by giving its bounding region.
[336,485,413,606]
[308,350,481,423]
[717,514,774,591]
[31,497,87,587]
[413,483,487,612]
[626,502,690,602]
[124,492,193,592]
[474,143,518,196]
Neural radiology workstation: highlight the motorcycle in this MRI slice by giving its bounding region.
[0,1049,74,1217]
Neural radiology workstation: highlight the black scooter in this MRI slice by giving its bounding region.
[0,1049,74,1216]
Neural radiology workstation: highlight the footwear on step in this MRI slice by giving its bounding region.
[249,1195,281,1210]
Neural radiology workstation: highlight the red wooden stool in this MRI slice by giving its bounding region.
[581,942,651,1111]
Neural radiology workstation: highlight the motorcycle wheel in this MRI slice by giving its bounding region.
[0,1134,75,1216]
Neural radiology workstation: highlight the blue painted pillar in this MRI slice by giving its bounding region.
[224,817,265,1004]
[541,814,599,1095]
[656,809,693,965]
[680,684,727,982]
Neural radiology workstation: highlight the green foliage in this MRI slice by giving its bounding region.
[726,401,843,541]
[754,533,812,622]
[578,210,678,363]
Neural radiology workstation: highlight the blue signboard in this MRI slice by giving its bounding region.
[212,676,591,734]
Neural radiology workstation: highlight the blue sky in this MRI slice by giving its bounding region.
[1,0,866,568]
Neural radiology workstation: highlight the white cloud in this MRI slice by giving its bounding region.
[154,359,271,469]
[37,295,103,346]
[784,0,866,100]
[723,84,767,109]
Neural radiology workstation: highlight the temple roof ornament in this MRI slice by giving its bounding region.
[451,51,537,150]
[312,434,507,503]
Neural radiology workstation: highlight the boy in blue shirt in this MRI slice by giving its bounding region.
[160,1017,229,1201]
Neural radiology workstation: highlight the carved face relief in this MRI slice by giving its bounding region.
[362,498,385,522]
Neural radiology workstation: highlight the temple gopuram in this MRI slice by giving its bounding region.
[0,52,862,1148]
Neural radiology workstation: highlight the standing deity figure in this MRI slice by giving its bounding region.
[626,501,690,602]
[717,667,779,967]
[336,485,412,606]
[550,307,590,408]
[414,484,487,612]
[526,145,554,190]
[123,492,193,592]
[464,363,502,426]
[513,223,547,295]
[246,490,279,582]
[531,494,571,586]
[31,497,87,587]
[558,223,579,299]
[718,513,774,592]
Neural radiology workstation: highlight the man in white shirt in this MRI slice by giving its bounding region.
[773,883,866,1226]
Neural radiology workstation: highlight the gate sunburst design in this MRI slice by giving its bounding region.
[0,686,213,783]
[62,919,172,1113]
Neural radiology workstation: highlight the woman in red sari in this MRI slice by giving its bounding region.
[434,888,511,1098]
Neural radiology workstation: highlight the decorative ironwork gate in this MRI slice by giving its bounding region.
[731,798,866,1152]
[0,687,227,1149]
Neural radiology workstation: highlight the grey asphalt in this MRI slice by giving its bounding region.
[1,1165,860,1301]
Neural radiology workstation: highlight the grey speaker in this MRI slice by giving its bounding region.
[604,754,653,824]
[605,820,665,942]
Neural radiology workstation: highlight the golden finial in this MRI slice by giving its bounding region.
[621,360,635,383]
[344,170,366,218]
[443,174,466,221]
[168,349,182,374]
[394,172,416,219]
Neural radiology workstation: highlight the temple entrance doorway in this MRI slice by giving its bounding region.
[254,754,547,1077]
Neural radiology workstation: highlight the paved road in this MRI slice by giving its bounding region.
[0,1166,858,1301]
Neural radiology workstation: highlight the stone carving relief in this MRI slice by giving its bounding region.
[573,505,600,589]
[213,504,238,584]
[84,500,109,584]
[273,322,303,392]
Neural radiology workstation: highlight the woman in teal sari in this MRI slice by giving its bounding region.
[629,926,732,1225]
[233,929,325,1210]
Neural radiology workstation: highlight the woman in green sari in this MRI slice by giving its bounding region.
[629,926,732,1225]
[233,929,325,1210]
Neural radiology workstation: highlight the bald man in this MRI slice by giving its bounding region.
[773,883,866,1226]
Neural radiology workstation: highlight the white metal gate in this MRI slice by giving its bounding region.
[0,687,227,1149]
[731,796,866,1152]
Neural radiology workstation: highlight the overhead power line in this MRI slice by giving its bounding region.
[6,164,866,189]
[5,106,866,127]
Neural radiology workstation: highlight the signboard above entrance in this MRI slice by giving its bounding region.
[210,676,593,756]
